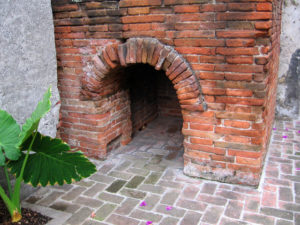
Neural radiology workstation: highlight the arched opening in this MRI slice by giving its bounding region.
[124,63,184,159]
[81,37,205,159]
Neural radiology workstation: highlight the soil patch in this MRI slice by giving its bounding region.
[0,198,51,225]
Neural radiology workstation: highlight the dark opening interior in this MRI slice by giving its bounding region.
[123,64,182,134]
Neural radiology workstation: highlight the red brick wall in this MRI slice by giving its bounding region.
[51,0,283,186]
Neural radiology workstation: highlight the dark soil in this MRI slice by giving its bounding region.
[0,198,51,225]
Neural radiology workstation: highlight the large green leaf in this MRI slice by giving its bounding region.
[19,87,51,145]
[9,132,96,187]
[0,110,21,166]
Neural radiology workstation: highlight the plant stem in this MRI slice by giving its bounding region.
[4,165,13,198]
[0,185,18,219]
[12,131,38,211]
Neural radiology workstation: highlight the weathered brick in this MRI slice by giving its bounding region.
[202,206,223,224]
[119,0,161,7]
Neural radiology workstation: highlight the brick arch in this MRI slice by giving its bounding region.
[81,38,206,112]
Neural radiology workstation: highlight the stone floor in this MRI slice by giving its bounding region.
[23,116,300,225]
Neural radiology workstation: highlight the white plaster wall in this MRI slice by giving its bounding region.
[0,0,60,137]
[276,1,300,119]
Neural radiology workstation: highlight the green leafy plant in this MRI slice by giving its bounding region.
[0,87,96,222]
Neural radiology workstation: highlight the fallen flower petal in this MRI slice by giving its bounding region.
[140,201,147,206]
[166,206,173,210]
[91,212,96,218]
[273,128,277,130]
[282,136,287,138]
[146,221,153,225]
[296,168,300,171]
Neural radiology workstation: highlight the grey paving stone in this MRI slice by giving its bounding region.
[50,201,81,213]
[106,180,127,193]
[260,207,293,220]
[282,175,300,182]
[106,213,140,225]
[149,155,163,164]
[26,195,42,204]
[180,211,202,225]
[161,190,180,205]
[83,183,107,197]
[276,219,294,225]
[120,188,147,199]
[156,204,186,218]
[279,187,293,202]
[126,176,145,188]
[82,220,109,225]
[144,163,166,172]
[295,183,300,196]
[75,196,103,208]
[126,167,150,176]
[99,164,115,174]
[90,174,115,184]
[76,180,95,187]
[132,159,148,169]
[219,217,248,225]
[158,180,184,189]
[130,209,163,222]
[201,183,217,195]
[62,187,86,201]
[94,203,117,221]
[144,172,162,184]
[176,198,207,211]
[225,200,243,219]
[295,213,300,225]
[161,169,176,180]
[65,207,93,225]
[160,217,180,225]
[142,194,161,210]
[280,203,300,212]
[108,171,133,180]
[198,194,227,206]
[114,160,132,171]
[50,184,73,191]
[98,192,124,204]
[115,198,139,215]
[138,184,165,194]
[243,212,275,225]
[216,190,244,201]
[182,185,199,199]
[245,197,260,211]
[201,206,223,224]
[38,191,64,206]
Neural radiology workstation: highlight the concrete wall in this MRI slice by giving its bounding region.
[0,0,60,137]
[0,0,59,197]
[276,0,300,119]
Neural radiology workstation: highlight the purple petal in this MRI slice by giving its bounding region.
[296,168,300,171]
[166,206,173,211]
[146,221,153,225]
[273,128,277,130]
[298,130,300,133]
[285,128,289,131]
[282,136,287,138]
[140,201,147,206]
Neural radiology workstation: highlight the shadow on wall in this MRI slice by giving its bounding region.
[276,49,300,119]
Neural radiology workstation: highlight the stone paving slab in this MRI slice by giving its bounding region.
[22,117,300,225]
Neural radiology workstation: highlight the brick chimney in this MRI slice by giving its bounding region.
[51,0,283,186]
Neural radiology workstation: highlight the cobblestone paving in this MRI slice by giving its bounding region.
[24,117,300,225]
